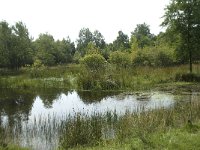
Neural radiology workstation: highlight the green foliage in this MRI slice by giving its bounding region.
[162,0,200,72]
[33,34,75,66]
[76,28,105,57]
[176,73,200,82]
[0,21,11,68]
[73,51,82,63]
[0,145,29,150]
[109,51,131,68]
[85,42,101,55]
[78,54,107,90]
[112,31,130,51]
[133,45,175,67]
[0,21,33,69]
[81,54,106,73]
[131,23,155,49]
[59,113,103,149]
[59,99,200,150]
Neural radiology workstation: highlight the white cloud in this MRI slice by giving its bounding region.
[0,0,170,43]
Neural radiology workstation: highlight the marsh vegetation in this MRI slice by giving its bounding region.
[1,0,200,149]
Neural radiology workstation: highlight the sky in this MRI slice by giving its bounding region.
[0,0,170,43]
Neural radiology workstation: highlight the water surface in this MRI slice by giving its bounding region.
[0,89,199,150]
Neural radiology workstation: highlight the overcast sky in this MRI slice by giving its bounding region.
[0,0,170,43]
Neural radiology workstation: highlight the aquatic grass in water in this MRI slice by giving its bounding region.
[0,89,200,150]
[1,100,200,150]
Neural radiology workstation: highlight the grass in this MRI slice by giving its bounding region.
[77,64,200,91]
[0,64,199,90]
[0,145,29,150]
[58,97,200,150]
[67,124,200,150]
[0,64,79,89]
[1,89,200,149]
[0,64,200,149]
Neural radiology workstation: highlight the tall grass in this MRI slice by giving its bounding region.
[77,64,200,91]
[0,64,199,90]
[1,97,200,149]
[58,98,200,149]
[0,65,79,89]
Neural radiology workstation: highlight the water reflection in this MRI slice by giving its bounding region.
[0,89,35,127]
[77,91,119,104]
[0,88,194,150]
[0,90,176,124]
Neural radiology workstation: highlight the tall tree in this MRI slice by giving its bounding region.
[113,31,130,51]
[76,28,106,56]
[34,33,56,66]
[131,23,154,49]
[162,0,200,73]
[0,21,33,69]
[93,30,106,49]
[0,21,11,67]
[76,28,93,56]
[11,22,33,69]
[55,37,75,64]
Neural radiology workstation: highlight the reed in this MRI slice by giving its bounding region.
[1,98,200,150]
[57,99,200,149]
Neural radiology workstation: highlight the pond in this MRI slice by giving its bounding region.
[0,89,199,150]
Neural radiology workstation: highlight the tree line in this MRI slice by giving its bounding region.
[0,0,200,71]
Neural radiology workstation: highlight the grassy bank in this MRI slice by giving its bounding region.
[58,98,200,150]
[68,124,200,150]
[0,64,79,89]
[0,64,199,90]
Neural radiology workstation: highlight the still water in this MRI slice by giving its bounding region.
[0,89,199,150]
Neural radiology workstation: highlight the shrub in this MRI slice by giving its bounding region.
[132,46,175,67]
[81,54,106,73]
[109,51,131,68]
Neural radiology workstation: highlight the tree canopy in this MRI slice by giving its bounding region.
[0,7,200,70]
[162,0,200,72]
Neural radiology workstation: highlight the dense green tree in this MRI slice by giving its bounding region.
[34,34,75,66]
[11,22,33,69]
[34,33,56,66]
[0,21,11,67]
[131,23,154,49]
[93,30,106,49]
[55,37,75,64]
[113,31,130,51]
[76,28,93,56]
[0,21,33,69]
[162,0,200,72]
[76,28,106,57]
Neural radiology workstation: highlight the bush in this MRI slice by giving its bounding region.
[109,51,131,68]
[81,54,106,73]
[132,46,175,67]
